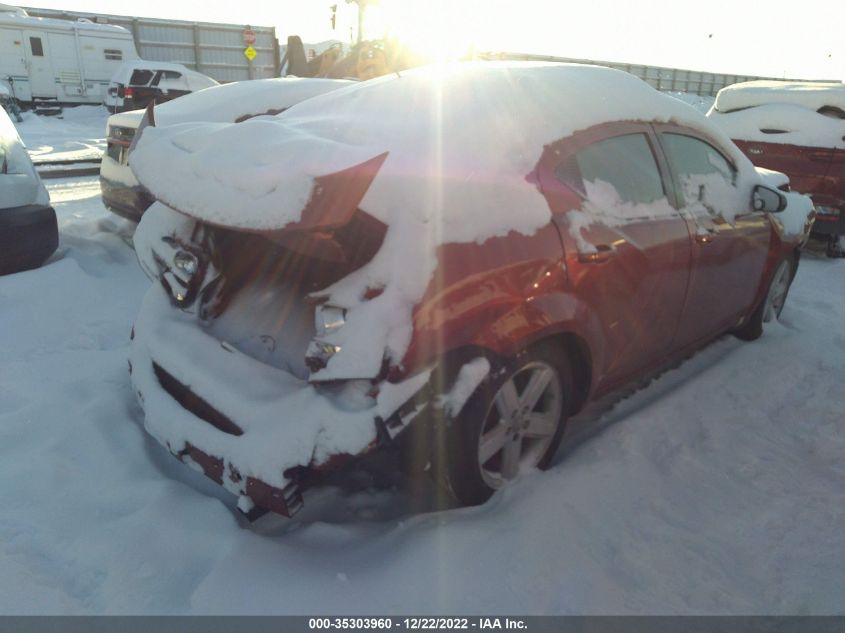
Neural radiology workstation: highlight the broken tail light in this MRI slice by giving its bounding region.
[305,305,346,372]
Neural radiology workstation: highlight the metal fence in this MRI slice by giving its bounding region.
[22,6,280,82]
[478,52,834,96]
[16,9,833,92]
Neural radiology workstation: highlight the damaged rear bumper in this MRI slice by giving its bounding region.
[175,442,304,517]
[129,287,432,518]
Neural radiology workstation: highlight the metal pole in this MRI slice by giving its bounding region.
[272,30,281,77]
[192,23,201,72]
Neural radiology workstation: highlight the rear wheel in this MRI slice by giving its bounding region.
[444,346,572,506]
[734,256,794,341]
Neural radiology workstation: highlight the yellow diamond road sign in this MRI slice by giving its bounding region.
[244,46,256,61]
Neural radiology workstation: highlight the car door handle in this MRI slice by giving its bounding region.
[577,244,613,263]
[695,229,717,244]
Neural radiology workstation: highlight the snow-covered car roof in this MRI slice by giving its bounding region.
[107,77,354,130]
[130,61,750,234]
[707,102,845,150]
[708,80,845,150]
[108,61,219,88]
[713,80,845,114]
[0,7,131,35]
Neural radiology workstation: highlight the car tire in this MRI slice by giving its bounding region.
[826,234,843,258]
[442,345,573,506]
[733,255,795,341]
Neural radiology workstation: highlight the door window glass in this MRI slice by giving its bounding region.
[661,133,738,218]
[29,37,43,57]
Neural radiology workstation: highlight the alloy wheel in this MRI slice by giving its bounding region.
[763,260,791,323]
[476,361,563,489]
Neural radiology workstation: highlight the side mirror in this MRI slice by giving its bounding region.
[752,184,786,213]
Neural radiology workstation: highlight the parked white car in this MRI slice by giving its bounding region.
[0,104,57,274]
[100,76,354,220]
[103,60,219,113]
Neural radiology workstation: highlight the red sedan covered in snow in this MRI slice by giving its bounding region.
[127,63,813,519]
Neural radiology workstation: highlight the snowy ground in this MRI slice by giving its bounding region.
[0,176,843,615]
[15,105,109,162]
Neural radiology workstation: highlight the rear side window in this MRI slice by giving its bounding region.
[559,133,665,205]
[661,133,737,213]
[129,69,154,86]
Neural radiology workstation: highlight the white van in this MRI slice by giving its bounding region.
[0,3,139,106]
[0,104,58,274]
[103,60,218,113]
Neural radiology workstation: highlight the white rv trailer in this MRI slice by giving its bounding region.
[0,3,139,105]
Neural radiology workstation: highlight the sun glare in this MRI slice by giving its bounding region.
[364,0,480,62]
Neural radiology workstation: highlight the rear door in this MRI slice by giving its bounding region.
[655,126,771,347]
[23,31,56,98]
[537,123,692,388]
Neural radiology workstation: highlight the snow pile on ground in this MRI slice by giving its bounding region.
[14,105,108,162]
[0,176,843,614]
[129,62,763,381]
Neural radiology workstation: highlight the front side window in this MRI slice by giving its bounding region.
[661,133,738,217]
[29,37,43,57]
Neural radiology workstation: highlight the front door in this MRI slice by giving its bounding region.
[656,127,771,347]
[23,31,56,98]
